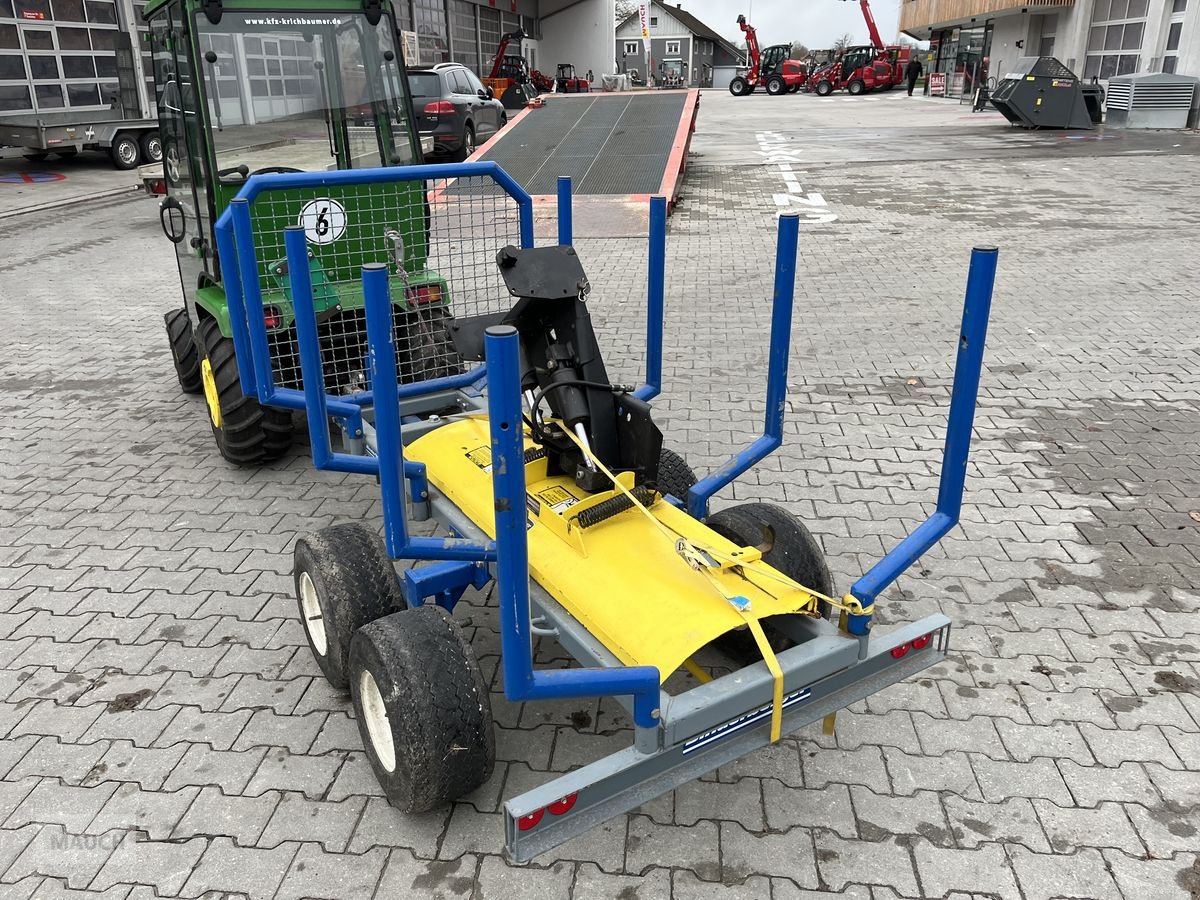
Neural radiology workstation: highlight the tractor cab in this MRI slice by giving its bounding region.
[147,0,456,465]
[555,63,588,93]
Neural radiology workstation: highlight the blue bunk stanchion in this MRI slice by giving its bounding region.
[212,217,257,397]
[557,176,572,247]
[634,195,667,403]
[846,245,999,635]
[484,325,661,729]
[687,211,801,519]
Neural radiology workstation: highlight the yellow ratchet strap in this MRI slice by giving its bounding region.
[561,426,788,743]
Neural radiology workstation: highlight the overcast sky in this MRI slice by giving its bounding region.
[667,0,904,50]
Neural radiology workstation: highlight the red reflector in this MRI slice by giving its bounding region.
[263,306,283,329]
[548,793,577,816]
[405,284,443,306]
[517,808,544,831]
[150,180,166,195]
[911,634,932,650]
[890,643,910,659]
[423,100,455,116]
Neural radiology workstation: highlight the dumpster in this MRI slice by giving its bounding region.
[990,57,1101,129]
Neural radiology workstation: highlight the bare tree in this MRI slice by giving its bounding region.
[615,0,638,24]
[833,32,854,52]
[790,40,810,58]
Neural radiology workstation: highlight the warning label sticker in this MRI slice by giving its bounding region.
[466,446,492,472]
[536,485,579,514]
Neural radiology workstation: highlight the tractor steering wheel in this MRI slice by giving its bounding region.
[217,164,304,184]
[249,166,304,176]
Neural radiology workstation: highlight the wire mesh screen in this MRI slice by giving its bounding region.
[243,172,525,394]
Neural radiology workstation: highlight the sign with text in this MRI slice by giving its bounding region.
[929,72,947,96]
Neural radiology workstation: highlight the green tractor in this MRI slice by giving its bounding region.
[146,0,455,464]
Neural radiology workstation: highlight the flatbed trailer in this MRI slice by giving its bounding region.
[214,160,999,861]
[1,109,161,170]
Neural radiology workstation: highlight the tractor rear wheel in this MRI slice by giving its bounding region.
[706,502,836,663]
[397,306,461,384]
[657,447,697,501]
[294,523,406,690]
[197,317,292,466]
[815,80,833,96]
[349,605,495,812]
[729,76,751,96]
[164,308,202,394]
[766,75,786,95]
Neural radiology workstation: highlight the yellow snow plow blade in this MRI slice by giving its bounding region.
[406,417,822,680]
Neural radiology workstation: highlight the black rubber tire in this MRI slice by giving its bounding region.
[729,76,750,97]
[109,133,141,169]
[197,317,292,465]
[848,80,866,96]
[816,80,833,96]
[55,148,78,158]
[294,523,406,690]
[164,308,202,394]
[23,151,48,162]
[452,124,476,162]
[706,502,835,663]
[397,306,461,383]
[657,447,697,501]
[766,76,786,95]
[349,606,495,813]
[141,131,163,164]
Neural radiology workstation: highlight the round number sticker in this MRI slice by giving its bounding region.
[298,198,347,245]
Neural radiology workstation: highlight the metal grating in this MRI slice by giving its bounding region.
[244,174,522,393]
[1106,82,1133,110]
[1129,83,1196,109]
[468,93,688,196]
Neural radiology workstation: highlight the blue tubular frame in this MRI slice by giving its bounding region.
[634,195,667,403]
[557,176,572,246]
[686,212,801,519]
[362,264,496,563]
[845,246,999,635]
[485,325,661,729]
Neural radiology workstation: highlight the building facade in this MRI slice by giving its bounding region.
[614,1,742,87]
[1,0,616,120]
[900,0,1197,97]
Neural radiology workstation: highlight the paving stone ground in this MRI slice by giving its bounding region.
[1,89,1199,899]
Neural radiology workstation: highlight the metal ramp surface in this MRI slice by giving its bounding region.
[453,90,699,238]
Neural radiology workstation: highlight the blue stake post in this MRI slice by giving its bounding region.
[846,245,999,635]
[557,176,572,247]
[485,325,661,728]
[634,195,667,402]
[687,212,800,518]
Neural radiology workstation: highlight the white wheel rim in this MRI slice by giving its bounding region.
[119,142,137,164]
[359,669,396,773]
[298,571,328,656]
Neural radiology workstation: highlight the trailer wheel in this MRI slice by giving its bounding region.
[164,308,202,394]
[815,80,833,96]
[109,133,141,170]
[766,75,786,95]
[657,447,697,501]
[22,151,48,163]
[140,132,163,164]
[55,147,77,158]
[729,76,751,96]
[196,317,293,465]
[349,606,495,813]
[706,502,836,662]
[294,523,406,690]
[847,79,866,96]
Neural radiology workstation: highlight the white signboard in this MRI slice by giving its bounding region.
[639,4,651,79]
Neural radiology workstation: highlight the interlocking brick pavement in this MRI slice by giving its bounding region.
[1,89,1199,898]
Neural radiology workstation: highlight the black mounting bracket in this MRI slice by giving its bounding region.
[363,0,382,27]
[201,0,222,25]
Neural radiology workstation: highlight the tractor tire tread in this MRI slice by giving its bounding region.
[197,317,292,464]
[164,308,203,394]
[350,606,495,812]
[294,523,405,689]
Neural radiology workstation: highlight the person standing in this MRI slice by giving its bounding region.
[906,55,924,96]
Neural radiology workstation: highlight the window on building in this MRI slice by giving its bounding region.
[1163,0,1185,72]
[449,0,479,74]
[650,16,657,26]
[1085,0,1148,78]
[413,0,448,66]
[1038,14,1057,56]
[0,83,32,110]
[624,41,639,55]
[50,0,85,20]
[0,25,18,50]
[0,53,24,78]
[666,40,679,55]
[478,5,500,72]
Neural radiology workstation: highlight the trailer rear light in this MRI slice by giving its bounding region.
[423,100,455,117]
[890,643,910,659]
[516,808,544,831]
[405,283,443,305]
[516,792,578,830]
[263,306,283,330]
[911,633,932,650]
[149,179,166,195]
